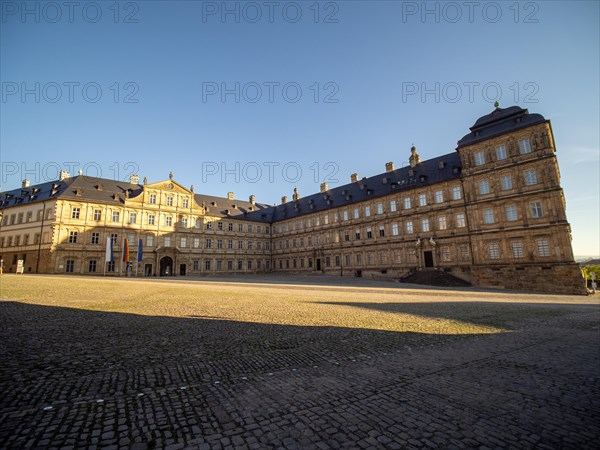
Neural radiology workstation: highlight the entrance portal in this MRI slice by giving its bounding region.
[424,251,434,268]
[316,258,322,271]
[179,263,186,276]
[160,256,173,276]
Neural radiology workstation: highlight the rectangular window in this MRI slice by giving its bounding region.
[181,217,188,228]
[247,260,253,270]
[460,244,470,261]
[524,169,537,185]
[406,221,414,233]
[193,260,199,271]
[519,139,532,154]
[238,240,243,249]
[205,260,211,271]
[441,247,451,262]
[165,216,172,227]
[488,243,500,259]
[479,180,490,195]
[167,197,173,206]
[531,202,543,218]
[88,260,97,273]
[483,209,495,224]
[392,223,399,236]
[129,212,137,224]
[404,197,411,209]
[418,193,427,207]
[238,260,243,270]
[474,151,486,166]
[206,239,212,249]
[91,232,99,244]
[228,223,233,231]
[248,224,254,232]
[390,200,397,212]
[164,236,171,247]
[438,216,447,230]
[379,225,385,237]
[421,219,429,232]
[216,260,222,271]
[343,210,349,221]
[512,242,524,258]
[501,175,513,190]
[227,260,233,271]
[366,227,373,239]
[69,231,78,243]
[434,191,443,203]
[496,145,508,160]
[505,206,518,222]
[365,206,371,217]
[71,207,80,219]
[238,224,243,232]
[183,199,189,208]
[149,194,156,204]
[147,235,154,247]
[537,239,550,257]
[452,186,462,200]
[66,260,75,273]
[376,203,383,214]
[206,222,212,230]
[227,239,233,249]
[148,214,155,225]
[110,233,118,244]
[112,211,120,222]
[181,237,187,248]
[356,253,362,265]
[193,237,200,248]
[355,229,361,240]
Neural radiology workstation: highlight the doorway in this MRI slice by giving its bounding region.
[144,264,153,277]
[316,258,321,271]
[160,256,173,276]
[424,251,434,268]
[179,263,186,276]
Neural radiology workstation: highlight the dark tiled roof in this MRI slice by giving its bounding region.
[268,152,462,222]
[457,106,547,149]
[194,194,273,223]
[0,178,74,209]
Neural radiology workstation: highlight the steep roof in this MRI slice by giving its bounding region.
[456,105,547,149]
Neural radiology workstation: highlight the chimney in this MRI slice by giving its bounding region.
[227,191,234,200]
[249,195,256,205]
[59,170,70,181]
[281,195,288,204]
[130,174,140,185]
[320,182,329,193]
[351,173,359,183]
[292,187,300,201]
[385,162,394,172]
[22,179,30,188]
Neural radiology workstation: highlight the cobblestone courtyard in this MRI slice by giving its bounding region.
[1,274,599,449]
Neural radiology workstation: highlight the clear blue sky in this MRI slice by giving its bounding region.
[1,0,598,257]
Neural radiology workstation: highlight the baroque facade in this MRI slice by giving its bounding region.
[0,106,586,294]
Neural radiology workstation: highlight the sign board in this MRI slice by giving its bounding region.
[16,260,24,274]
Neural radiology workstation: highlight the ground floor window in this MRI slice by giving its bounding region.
[107,261,115,272]
[66,260,75,273]
[88,260,97,273]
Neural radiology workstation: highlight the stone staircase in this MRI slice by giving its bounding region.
[399,269,471,287]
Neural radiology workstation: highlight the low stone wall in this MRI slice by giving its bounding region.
[471,263,587,295]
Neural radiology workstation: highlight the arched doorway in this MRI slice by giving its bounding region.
[160,256,173,276]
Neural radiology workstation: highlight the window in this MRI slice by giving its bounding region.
[342,210,349,221]
[366,227,373,239]
[496,145,507,160]
[165,216,172,227]
[88,260,97,273]
[205,221,212,230]
[379,225,385,237]
[183,198,189,208]
[390,200,397,212]
[248,224,253,232]
[238,260,243,270]
[26,212,32,222]
[434,191,443,203]
[247,260,253,270]
[181,217,188,228]
[501,175,513,190]
[355,229,361,240]
[438,216,447,230]
[71,207,80,219]
[531,202,543,218]
[193,238,200,248]
[238,240,243,249]
[418,193,427,207]
[164,236,171,247]
[365,206,371,217]
[474,151,486,166]
[193,260,199,271]
[66,260,75,273]
[441,247,451,262]
[106,261,115,272]
[421,219,429,232]
[227,261,233,271]
[479,180,490,195]
[129,212,137,224]
[206,239,212,249]
[217,221,223,231]
[404,197,411,209]
[537,239,550,257]
[69,231,78,243]
[216,260,222,271]
[149,194,156,204]
[391,223,399,236]
[519,139,531,154]
[483,209,495,224]
[356,254,362,264]
[227,240,233,249]
[15,235,20,246]
[238,224,243,232]
[228,223,233,231]
[512,242,524,258]
[488,243,500,259]
[405,221,414,233]
[110,233,118,244]
[112,211,120,222]
[505,206,518,222]
[460,245,470,261]
[205,260,211,271]
[181,237,187,248]
[524,169,537,185]
[91,232,100,244]
[167,197,173,206]
[218,240,223,249]
[147,235,154,246]
[376,203,383,214]
[148,214,155,225]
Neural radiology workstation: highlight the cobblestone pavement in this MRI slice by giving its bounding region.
[0,275,599,449]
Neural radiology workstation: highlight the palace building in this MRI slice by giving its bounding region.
[0,105,586,294]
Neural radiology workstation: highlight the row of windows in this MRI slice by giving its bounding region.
[478,169,538,195]
[0,233,42,247]
[481,202,543,225]
[146,193,191,208]
[487,239,551,259]
[473,138,532,166]
[1,208,53,226]
[65,258,270,273]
